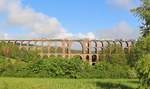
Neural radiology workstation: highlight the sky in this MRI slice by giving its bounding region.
[0,0,141,40]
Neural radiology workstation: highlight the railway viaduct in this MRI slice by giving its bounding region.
[0,39,135,64]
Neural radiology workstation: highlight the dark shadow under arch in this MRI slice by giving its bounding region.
[92,55,97,65]
[73,55,82,60]
[43,55,48,59]
[86,55,90,62]
[92,55,97,62]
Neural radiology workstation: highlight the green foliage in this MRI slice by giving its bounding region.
[0,56,135,79]
[87,61,135,79]
[101,44,128,65]
[136,35,150,54]
[0,42,38,62]
[128,35,150,67]
[136,54,150,88]
[131,0,150,37]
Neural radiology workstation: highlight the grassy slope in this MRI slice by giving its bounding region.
[0,78,138,89]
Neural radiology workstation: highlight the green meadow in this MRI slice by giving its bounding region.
[0,78,138,89]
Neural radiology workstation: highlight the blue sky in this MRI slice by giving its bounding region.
[23,0,139,33]
[0,0,141,39]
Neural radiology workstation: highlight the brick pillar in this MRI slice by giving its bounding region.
[67,40,72,59]
[80,40,86,61]
[20,41,23,49]
[40,41,44,57]
[26,41,30,51]
[95,41,99,62]
[34,41,38,50]
[62,40,66,58]
[48,41,51,56]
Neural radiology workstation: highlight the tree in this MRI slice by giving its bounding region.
[136,54,150,88]
[131,0,150,37]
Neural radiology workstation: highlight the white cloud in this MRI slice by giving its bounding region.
[76,32,96,40]
[0,0,73,39]
[0,0,7,11]
[0,0,138,40]
[107,0,133,8]
[96,21,139,40]
[0,0,96,40]
[0,32,9,40]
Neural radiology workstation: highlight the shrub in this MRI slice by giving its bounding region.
[0,42,39,62]
[136,54,150,88]
[0,56,134,79]
[128,35,150,67]
[101,44,128,65]
[82,61,134,79]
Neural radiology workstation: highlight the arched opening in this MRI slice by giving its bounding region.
[71,41,83,54]
[92,55,97,62]
[86,55,90,62]
[43,55,48,59]
[57,55,63,58]
[73,55,82,60]
[35,41,43,53]
[65,55,69,58]
[50,41,63,54]
[91,41,97,54]
[49,55,55,58]
[92,55,97,65]
[16,41,21,46]
[37,55,41,58]
[28,41,35,51]
[42,41,49,53]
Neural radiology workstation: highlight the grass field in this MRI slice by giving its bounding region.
[0,78,139,89]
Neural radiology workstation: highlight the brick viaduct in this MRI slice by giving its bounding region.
[0,39,135,64]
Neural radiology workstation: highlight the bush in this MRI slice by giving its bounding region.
[128,35,150,67]
[0,56,134,79]
[136,54,150,88]
[88,61,133,79]
[28,57,87,78]
[0,42,39,62]
[101,45,128,65]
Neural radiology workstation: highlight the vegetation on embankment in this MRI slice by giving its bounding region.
[0,55,136,79]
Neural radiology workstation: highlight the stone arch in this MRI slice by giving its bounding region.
[49,41,55,53]
[41,41,49,53]
[71,41,83,54]
[43,55,49,59]
[57,55,63,58]
[35,41,43,53]
[20,47,27,51]
[81,39,91,54]
[72,55,83,60]
[37,55,42,58]
[91,41,98,54]
[28,41,34,51]
[92,55,97,62]
[126,40,135,53]
[86,55,90,62]
[101,41,110,53]
[50,41,63,53]
[42,47,48,53]
[15,41,21,46]
[49,55,56,57]
[99,41,104,53]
